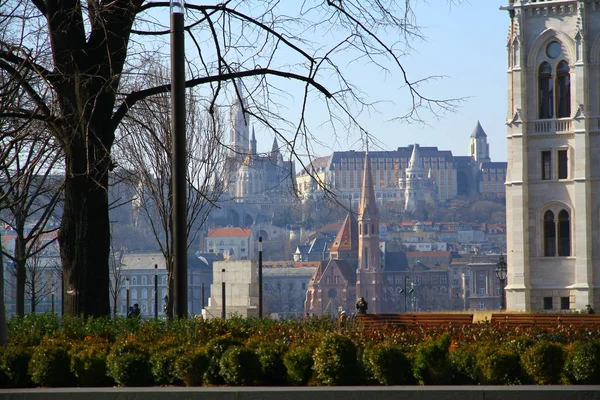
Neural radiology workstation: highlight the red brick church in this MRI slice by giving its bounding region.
[305,150,385,315]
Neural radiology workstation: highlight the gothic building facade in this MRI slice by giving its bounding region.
[305,150,385,315]
[223,95,297,208]
[503,0,600,311]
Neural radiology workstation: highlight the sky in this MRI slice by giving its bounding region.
[251,1,511,163]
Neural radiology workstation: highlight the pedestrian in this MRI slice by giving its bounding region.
[338,311,348,328]
[132,303,141,318]
[586,304,595,314]
[127,306,134,318]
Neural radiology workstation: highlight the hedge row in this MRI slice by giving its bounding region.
[2,313,600,387]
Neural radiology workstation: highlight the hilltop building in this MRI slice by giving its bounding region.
[296,123,507,209]
[503,0,600,311]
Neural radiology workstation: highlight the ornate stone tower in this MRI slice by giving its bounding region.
[356,150,384,312]
[503,0,599,311]
[468,121,491,164]
[229,90,250,157]
[401,144,436,212]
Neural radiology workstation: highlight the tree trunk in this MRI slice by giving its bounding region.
[58,134,111,318]
[0,231,7,346]
[15,237,25,317]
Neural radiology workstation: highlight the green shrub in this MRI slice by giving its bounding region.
[70,342,113,387]
[283,345,314,386]
[218,346,261,386]
[0,347,9,388]
[29,342,75,387]
[313,333,357,386]
[106,339,152,387]
[565,341,600,384]
[203,336,242,385]
[363,343,412,385]
[150,347,183,386]
[412,334,452,385]
[476,346,521,385]
[254,343,287,385]
[173,347,209,387]
[1,345,32,387]
[521,340,565,384]
[449,345,478,384]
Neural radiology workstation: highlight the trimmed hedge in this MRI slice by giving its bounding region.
[2,314,600,387]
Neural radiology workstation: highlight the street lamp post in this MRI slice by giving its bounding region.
[126,277,130,315]
[401,276,414,313]
[51,282,55,314]
[258,236,263,318]
[154,264,158,319]
[495,255,508,310]
[221,268,226,319]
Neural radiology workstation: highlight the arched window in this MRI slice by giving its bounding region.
[539,62,553,119]
[543,209,571,257]
[141,276,147,286]
[131,277,138,286]
[556,61,571,118]
[141,288,148,299]
[544,210,556,256]
[558,210,571,256]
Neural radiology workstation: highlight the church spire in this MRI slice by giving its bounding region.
[358,151,378,221]
[250,127,257,155]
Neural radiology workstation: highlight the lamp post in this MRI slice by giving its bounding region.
[401,276,414,313]
[221,268,226,319]
[258,236,263,318]
[495,254,507,310]
[126,277,130,315]
[170,0,188,319]
[51,282,55,314]
[154,264,158,319]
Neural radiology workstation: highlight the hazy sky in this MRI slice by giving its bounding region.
[252,1,510,162]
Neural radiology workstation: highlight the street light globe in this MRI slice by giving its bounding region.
[495,255,507,281]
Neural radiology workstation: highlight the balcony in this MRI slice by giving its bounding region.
[530,118,571,134]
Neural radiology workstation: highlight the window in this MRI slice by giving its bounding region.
[544,211,556,256]
[558,210,571,256]
[132,277,137,286]
[558,149,568,179]
[544,208,571,257]
[141,288,148,299]
[325,276,330,284]
[541,151,552,180]
[544,297,553,310]
[479,301,486,310]
[539,62,553,119]
[479,288,485,295]
[141,276,147,286]
[560,296,570,310]
[334,276,339,284]
[556,61,571,118]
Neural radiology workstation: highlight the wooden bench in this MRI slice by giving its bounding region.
[491,313,600,327]
[355,313,474,329]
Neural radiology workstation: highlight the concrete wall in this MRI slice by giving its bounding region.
[2,387,600,400]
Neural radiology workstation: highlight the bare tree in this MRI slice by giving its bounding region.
[1,0,459,317]
[116,68,227,316]
[0,125,63,316]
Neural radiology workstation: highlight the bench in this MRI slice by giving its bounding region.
[356,313,474,329]
[490,313,600,327]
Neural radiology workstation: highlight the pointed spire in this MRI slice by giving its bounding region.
[358,151,378,221]
[271,136,279,154]
[408,144,423,169]
[250,127,257,155]
[470,121,487,138]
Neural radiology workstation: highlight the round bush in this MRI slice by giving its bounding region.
[412,334,452,385]
[449,345,478,384]
[476,347,521,385]
[218,346,261,386]
[106,340,152,387]
[29,343,74,387]
[1,346,32,387]
[313,333,357,386]
[521,340,565,384]
[203,336,242,385]
[363,343,412,385]
[254,343,287,385]
[150,347,183,386]
[70,343,113,387]
[283,345,314,386]
[565,340,600,384]
[174,347,209,387]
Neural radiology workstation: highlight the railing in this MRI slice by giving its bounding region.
[530,118,571,134]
